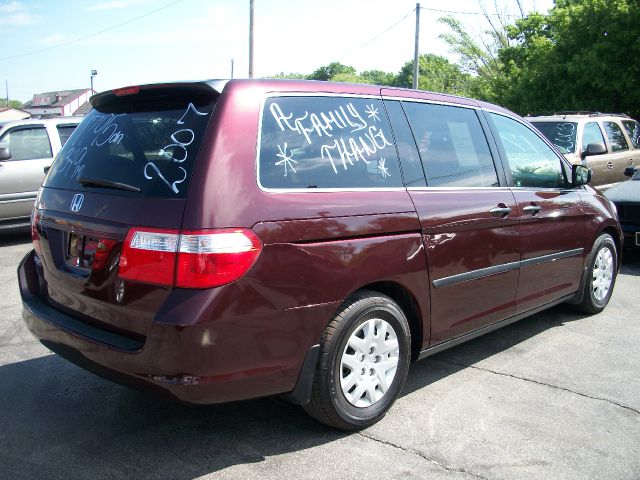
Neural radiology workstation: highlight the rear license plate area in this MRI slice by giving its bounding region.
[66,232,98,269]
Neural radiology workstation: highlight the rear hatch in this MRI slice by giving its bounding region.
[32,82,220,341]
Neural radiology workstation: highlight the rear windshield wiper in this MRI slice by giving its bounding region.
[77,176,141,193]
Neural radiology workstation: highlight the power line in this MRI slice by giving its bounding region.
[420,6,522,18]
[0,0,187,61]
[345,9,415,57]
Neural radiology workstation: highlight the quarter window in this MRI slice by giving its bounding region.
[603,121,629,152]
[56,124,78,147]
[582,122,606,152]
[490,113,565,189]
[259,97,401,189]
[0,127,52,161]
[402,102,498,187]
[622,120,640,149]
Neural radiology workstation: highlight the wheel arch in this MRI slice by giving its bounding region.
[357,281,425,362]
[600,225,622,269]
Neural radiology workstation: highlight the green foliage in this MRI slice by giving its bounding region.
[300,62,396,86]
[308,62,357,81]
[395,54,475,96]
[359,70,396,86]
[268,72,307,80]
[498,0,640,118]
[4,99,23,108]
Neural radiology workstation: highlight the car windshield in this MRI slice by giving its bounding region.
[45,87,216,198]
[531,121,578,154]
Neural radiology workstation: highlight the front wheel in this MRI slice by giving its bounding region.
[574,233,617,314]
[304,291,411,430]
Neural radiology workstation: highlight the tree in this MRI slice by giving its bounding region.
[308,62,357,81]
[395,54,475,96]
[359,70,396,86]
[4,99,23,109]
[438,1,528,101]
[268,72,307,80]
[498,0,640,117]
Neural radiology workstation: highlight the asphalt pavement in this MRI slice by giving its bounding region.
[0,230,638,480]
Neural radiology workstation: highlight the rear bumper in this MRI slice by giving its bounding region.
[19,250,337,404]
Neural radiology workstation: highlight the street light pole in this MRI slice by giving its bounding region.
[90,69,98,93]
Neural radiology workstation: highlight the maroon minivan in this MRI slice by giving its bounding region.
[19,79,621,430]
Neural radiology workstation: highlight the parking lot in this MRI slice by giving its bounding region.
[0,230,638,480]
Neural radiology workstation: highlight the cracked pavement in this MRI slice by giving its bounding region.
[0,231,638,480]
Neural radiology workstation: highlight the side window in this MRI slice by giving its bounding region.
[0,127,53,161]
[402,102,498,187]
[582,122,606,151]
[259,97,401,189]
[56,124,78,147]
[622,120,640,149]
[603,121,629,152]
[383,100,425,187]
[490,113,564,189]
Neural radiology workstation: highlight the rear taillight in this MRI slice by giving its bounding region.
[176,229,262,288]
[118,228,262,289]
[119,228,179,287]
[31,209,42,256]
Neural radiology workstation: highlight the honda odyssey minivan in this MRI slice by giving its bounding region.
[19,79,621,430]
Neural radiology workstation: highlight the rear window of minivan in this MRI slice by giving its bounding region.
[259,96,402,189]
[45,87,216,198]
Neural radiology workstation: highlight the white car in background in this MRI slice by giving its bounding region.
[0,117,81,229]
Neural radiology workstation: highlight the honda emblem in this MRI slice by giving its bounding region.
[70,193,84,212]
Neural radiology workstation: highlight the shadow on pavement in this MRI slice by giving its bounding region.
[0,303,588,480]
[1,238,636,479]
[0,353,347,480]
[620,248,640,275]
[0,229,31,247]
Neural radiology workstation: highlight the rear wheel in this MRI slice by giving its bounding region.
[304,291,411,430]
[574,233,617,314]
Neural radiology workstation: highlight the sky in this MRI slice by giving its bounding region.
[0,0,554,103]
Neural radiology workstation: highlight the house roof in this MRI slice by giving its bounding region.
[28,89,91,108]
[0,106,30,114]
[73,101,93,115]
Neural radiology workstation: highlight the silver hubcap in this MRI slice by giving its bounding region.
[340,317,399,408]
[592,247,614,302]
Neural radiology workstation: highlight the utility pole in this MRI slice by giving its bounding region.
[249,0,254,78]
[231,59,235,79]
[413,3,420,89]
[5,79,8,107]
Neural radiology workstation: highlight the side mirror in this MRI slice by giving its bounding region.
[0,147,10,161]
[624,166,638,177]
[572,164,592,186]
[581,142,607,159]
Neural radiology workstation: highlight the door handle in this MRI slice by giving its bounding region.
[606,161,613,169]
[490,205,512,217]
[523,205,542,215]
[44,166,51,174]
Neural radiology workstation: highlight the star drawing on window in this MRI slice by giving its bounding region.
[275,142,298,177]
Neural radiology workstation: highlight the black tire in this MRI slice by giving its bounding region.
[303,290,411,431]
[574,233,617,314]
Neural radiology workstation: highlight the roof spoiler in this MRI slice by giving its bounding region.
[90,80,229,109]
